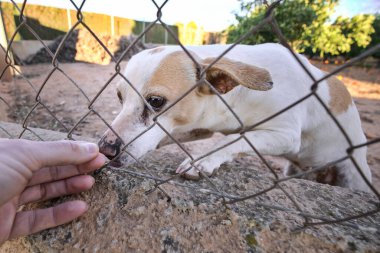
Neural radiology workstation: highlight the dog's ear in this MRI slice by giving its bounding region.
[198,57,273,95]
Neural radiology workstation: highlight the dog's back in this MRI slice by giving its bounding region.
[187,44,371,190]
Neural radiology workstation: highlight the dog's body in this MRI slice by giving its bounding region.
[99,43,372,192]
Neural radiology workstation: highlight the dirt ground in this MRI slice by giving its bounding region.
[0,59,379,192]
[1,62,126,137]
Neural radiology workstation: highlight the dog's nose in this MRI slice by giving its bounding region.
[98,135,123,160]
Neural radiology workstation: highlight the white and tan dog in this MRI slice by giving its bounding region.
[99,43,372,192]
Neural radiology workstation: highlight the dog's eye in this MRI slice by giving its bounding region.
[117,91,123,104]
[147,96,166,110]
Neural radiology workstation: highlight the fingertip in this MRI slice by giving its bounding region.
[67,200,89,214]
[96,153,108,166]
[85,143,99,154]
[72,175,95,190]
[91,153,107,167]
[87,176,95,188]
[80,154,108,173]
[72,141,99,154]
[82,175,96,188]
[10,200,90,239]
[31,141,101,168]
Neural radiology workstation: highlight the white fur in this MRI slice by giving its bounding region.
[100,43,372,192]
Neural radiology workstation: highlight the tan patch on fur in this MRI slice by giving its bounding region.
[146,51,196,97]
[148,47,165,54]
[173,116,189,125]
[197,84,214,96]
[327,76,352,115]
[144,51,199,126]
[201,57,273,94]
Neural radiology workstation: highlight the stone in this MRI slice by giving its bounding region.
[23,30,152,65]
[0,121,379,252]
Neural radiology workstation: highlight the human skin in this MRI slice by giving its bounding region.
[0,139,107,244]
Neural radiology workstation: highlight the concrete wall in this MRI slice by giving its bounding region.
[11,40,53,60]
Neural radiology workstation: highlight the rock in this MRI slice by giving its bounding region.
[0,49,13,82]
[0,121,379,252]
[24,30,151,65]
[0,121,93,142]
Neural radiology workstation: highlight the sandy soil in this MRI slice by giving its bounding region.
[0,60,379,191]
[1,62,126,138]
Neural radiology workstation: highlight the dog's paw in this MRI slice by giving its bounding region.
[176,156,223,180]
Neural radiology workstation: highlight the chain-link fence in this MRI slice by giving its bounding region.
[0,0,379,232]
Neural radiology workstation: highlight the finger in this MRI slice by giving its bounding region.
[9,200,88,240]
[19,175,95,205]
[25,140,100,170]
[0,198,18,244]
[27,154,106,186]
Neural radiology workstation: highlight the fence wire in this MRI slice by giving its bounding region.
[0,0,379,232]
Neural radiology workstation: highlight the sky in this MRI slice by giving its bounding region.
[2,0,241,31]
[2,0,379,32]
[331,0,380,21]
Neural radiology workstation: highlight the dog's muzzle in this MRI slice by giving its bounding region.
[98,135,123,160]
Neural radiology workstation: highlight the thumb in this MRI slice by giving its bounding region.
[26,140,99,169]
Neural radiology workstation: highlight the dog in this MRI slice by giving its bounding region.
[98,43,372,192]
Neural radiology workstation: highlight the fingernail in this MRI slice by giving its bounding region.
[85,143,98,154]
[68,200,88,212]
[89,176,95,186]
[100,154,109,163]
[79,201,89,212]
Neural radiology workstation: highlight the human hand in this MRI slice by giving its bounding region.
[0,139,107,244]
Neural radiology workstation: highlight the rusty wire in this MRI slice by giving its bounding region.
[0,0,379,232]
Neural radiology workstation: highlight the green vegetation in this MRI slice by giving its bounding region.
[245,234,258,248]
[346,14,380,58]
[227,0,378,58]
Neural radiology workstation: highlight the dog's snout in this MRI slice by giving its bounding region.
[98,135,123,160]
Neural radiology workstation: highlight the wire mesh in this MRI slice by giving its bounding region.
[0,0,379,232]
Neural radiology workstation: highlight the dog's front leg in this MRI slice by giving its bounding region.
[177,129,301,179]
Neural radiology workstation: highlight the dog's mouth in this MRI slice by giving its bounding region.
[106,153,138,168]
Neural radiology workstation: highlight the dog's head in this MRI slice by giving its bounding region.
[98,47,273,163]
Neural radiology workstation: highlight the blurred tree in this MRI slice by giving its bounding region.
[227,0,376,58]
[343,14,379,59]
[177,21,205,45]
[368,14,380,59]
